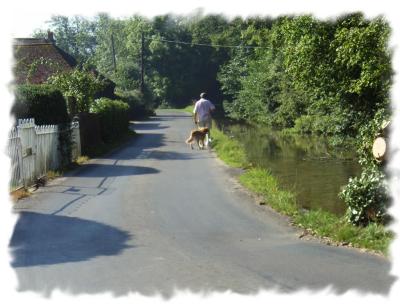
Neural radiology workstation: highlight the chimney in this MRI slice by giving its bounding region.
[47,31,55,43]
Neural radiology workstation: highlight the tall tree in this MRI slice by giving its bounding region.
[33,15,97,64]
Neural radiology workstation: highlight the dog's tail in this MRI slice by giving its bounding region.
[185,136,193,144]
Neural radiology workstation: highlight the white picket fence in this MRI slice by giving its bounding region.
[7,118,81,191]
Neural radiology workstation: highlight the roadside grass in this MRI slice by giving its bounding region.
[239,168,298,217]
[157,104,194,114]
[75,155,90,165]
[212,127,248,168]
[212,125,393,256]
[45,155,88,177]
[182,105,194,114]
[45,170,63,180]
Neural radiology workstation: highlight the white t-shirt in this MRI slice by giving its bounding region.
[193,98,215,121]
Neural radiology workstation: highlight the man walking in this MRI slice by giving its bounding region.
[193,92,215,142]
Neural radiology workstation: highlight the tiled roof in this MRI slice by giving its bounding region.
[13,38,49,45]
[13,38,77,84]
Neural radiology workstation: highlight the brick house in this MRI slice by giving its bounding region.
[12,31,77,84]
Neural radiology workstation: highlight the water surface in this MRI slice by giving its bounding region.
[220,123,361,215]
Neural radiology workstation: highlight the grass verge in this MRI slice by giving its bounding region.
[157,104,194,114]
[212,125,393,256]
[212,127,248,168]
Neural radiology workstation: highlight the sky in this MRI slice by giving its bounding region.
[1,0,400,305]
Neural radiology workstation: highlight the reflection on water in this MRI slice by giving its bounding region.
[221,123,361,215]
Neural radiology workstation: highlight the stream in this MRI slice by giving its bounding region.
[219,123,361,215]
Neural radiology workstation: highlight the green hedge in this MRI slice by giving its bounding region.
[115,89,155,120]
[91,98,130,143]
[12,84,69,125]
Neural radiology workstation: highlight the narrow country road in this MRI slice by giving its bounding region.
[9,110,395,297]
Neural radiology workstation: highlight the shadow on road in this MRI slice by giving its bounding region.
[149,150,211,160]
[106,133,166,160]
[132,121,170,130]
[9,212,132,267]
[63,164,160,178]
[155,114,190,119]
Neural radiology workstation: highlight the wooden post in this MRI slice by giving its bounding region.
[140,32,144,93]
[111,33,117,72]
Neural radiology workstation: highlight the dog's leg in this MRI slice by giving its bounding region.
[198,139,204,150]
[186,136,194,150]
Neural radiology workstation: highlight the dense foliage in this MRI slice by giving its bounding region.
[219,14,391,138]
[37,14,274,111]
[114,88,155,120]
[12,84,69,125]
[37,13,391,135]
[91,98,130,143]
[47,68,104,114]
[339,109,391,226]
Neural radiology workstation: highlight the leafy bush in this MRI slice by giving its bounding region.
[339,108,391,227]
[91,98,130,143]
[48,69,103,114]
[115,88,155,119]
[94,76,117,100]
[12,84,69,125]
[271,80,307,129]
[293,115,314,134]
[236,50,282,124]
[339,168,390,226]
[293,113,349,136]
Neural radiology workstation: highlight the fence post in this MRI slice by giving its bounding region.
[17,118,36,188]
[71,116,81,161]
[8,118,78,191]
[8,128,24,190]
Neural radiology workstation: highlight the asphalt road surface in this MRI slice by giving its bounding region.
[9,110,395,297]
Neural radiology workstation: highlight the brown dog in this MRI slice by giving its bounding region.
[185,127,209,150]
